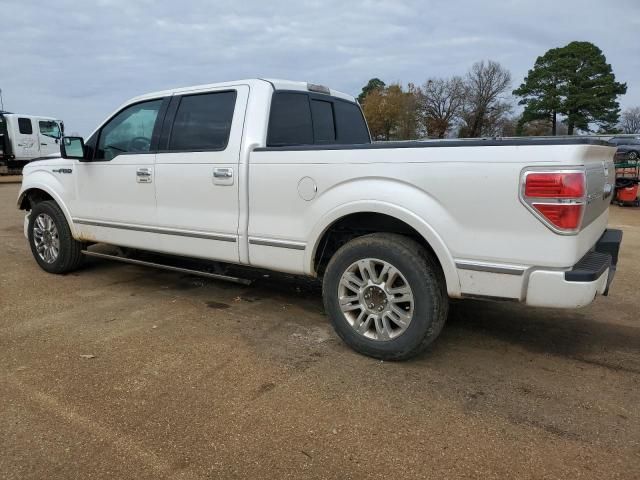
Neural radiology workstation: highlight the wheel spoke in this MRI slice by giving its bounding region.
[355,312,373,334]
[357,260,377,283]
[390,292,412,304]
[340,302,362,313]
[374,316,392,340]
[340,272,364,294]
[385,307,411,328]
[339,294,359,306]
[387,284,411,296]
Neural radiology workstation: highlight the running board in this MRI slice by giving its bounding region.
[81,250,252,285]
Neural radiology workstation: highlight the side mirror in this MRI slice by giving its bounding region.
[60,136,85,160]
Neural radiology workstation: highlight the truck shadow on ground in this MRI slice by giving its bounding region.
[443,300,639,372]
[80,256,638,371]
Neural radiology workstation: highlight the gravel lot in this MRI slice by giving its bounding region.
[1,182,638,479]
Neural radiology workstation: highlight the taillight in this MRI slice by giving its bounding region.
[521,170,586,234]
[524,172,585,198]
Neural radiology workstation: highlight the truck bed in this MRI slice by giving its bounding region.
[255,137,611,151]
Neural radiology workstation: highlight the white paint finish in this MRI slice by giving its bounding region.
[2,114,63,161]
[154,85,249,263]
[458,269,524,300]
[71,154,158,250]
[247,243,306,274]
[18,78,619,311]
[156,234,238,263]
[18,160,77,234]
[525,268,609,308]
[248,146,614,273]
[297,176,317,201]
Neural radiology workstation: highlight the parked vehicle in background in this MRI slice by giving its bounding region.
[0,112,64,174]
[17,79,623,360]
[608,135,640,161]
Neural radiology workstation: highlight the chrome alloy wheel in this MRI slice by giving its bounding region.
[338,258,414,341]
[33,213,60,264]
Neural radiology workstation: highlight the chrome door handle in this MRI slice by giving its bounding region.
[136,167,152,183]
[213,168,233,179]
[213,167,234,186]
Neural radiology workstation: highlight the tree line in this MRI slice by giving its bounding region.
[358,41,636,140]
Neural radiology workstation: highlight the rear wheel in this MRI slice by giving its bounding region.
[628,150,639,161]
[28,200,84,273]
[322,233,448,360]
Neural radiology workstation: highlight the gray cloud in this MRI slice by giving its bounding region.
[1,0,638,135]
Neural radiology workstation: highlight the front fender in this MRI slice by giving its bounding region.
[17,173,77,238]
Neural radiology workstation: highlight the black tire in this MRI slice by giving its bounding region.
[627,150,639,161]
[322,233,448,361]
[28,200,84,274]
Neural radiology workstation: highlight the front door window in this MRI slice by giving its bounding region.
[95,99,162,160]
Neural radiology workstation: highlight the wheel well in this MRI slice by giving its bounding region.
[18,188,54,210]
[313,212,442,276]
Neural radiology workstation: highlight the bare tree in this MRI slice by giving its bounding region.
[619,107,640,134]
[460,60,512,137]
[419,77,465,138]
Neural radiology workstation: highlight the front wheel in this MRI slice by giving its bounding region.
[322,233,448,360]
[28,200,84,274]
[628,150,639,161]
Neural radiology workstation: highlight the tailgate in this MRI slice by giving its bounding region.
[582,145,616,229]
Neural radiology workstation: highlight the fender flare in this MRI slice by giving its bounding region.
[304,200,461,297]
[17,182,77,238]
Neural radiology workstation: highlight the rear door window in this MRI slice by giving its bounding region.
[168,91,237,151]
[18,118,33,135]
[334,101,370,144]
[267,93,313,147]
[310,100,336,143]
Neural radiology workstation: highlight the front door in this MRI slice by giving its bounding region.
[70,98,165,251]
[154,86,248,263]
[37,119,62,156]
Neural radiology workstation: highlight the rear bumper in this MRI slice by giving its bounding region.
[525,229,622,308]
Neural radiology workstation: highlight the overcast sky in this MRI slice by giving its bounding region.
[1,0,638,136]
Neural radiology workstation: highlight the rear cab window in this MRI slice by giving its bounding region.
[267,91,370,147]
[18,118,33,135]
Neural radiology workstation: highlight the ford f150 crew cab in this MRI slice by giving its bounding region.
[17,79,622,360]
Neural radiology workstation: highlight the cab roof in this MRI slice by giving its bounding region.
[129,78,357,104]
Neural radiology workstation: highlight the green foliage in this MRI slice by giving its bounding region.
[358,78,386,104]
[514,41,627,135]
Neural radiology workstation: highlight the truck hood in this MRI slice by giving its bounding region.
[23,155,73,171]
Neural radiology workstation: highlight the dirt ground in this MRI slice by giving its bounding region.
[0,182,638,479]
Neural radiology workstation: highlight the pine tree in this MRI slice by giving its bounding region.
[514,42,626,135]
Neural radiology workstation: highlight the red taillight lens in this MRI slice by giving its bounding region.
[525,172,585,198]
[522,170,586,232]
[532,204,583,230]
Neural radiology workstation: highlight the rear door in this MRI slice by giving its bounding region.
[13,117,38,160]
[154,85,248,263]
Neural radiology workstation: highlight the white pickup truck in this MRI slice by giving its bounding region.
[17,79,622,360]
